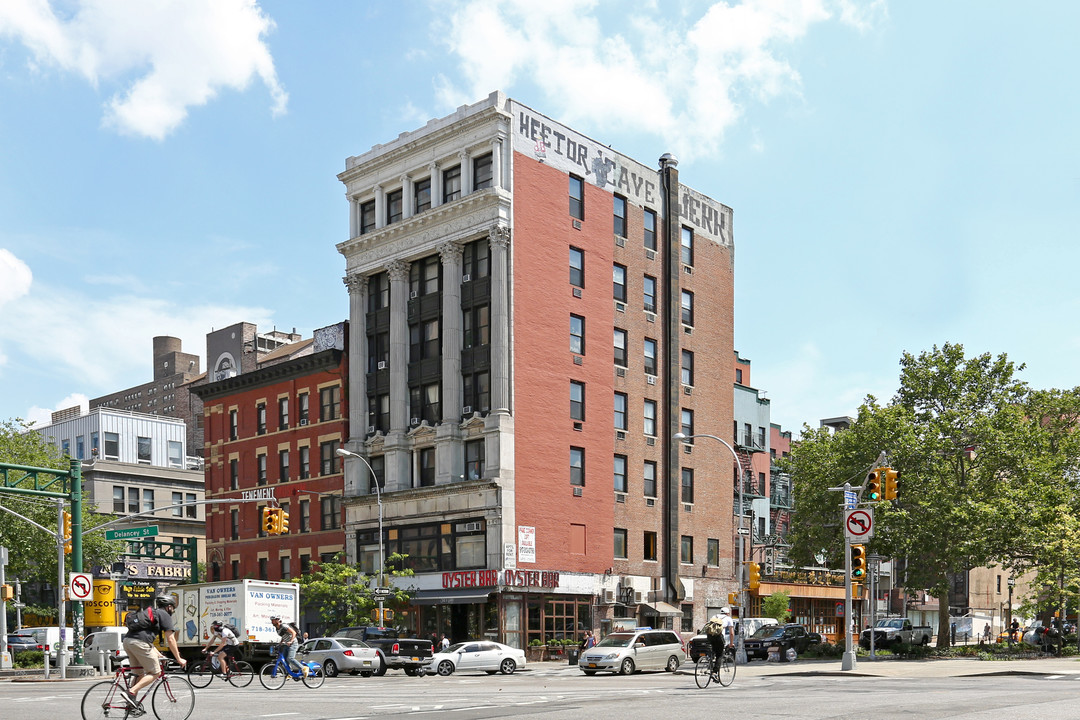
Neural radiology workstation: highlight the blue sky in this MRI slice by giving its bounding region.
[0,0,1077,434]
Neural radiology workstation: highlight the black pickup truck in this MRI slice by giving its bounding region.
[333,626,432,676]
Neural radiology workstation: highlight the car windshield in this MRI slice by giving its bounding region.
[750,627,785,639]
[594,633,634,648]
[878,619,904,629]
[443,643,467,653]
[336,638,369,649]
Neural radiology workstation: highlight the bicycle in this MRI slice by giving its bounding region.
[694,646,735,688]
[81,659,195,720]
[187,648,255,688]
[258,645,324,689]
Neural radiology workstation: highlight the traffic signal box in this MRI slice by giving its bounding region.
[0,584,13,601]
[277,509,290,535]
[883,467,899,500]
[851,544,867,580]
[262,507,278,535]
[63,510,73,554]
[728,592,738,606]
[748,561,761,593]
[866,469,882,502]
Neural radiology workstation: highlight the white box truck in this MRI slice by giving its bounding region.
[169,579,300,663]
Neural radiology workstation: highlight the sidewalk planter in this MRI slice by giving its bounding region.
[525,646,546,663]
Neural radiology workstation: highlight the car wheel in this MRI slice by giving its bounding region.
[499,658,516,675]
[437,660,455,676]
[690,653,699,663]
[665,655,680,673]
[323,659,338,677]
[582,670,597,676]
[360,671,372,678]
[374,655,387,676]
[485,670,497,675]
[619,658,635,675]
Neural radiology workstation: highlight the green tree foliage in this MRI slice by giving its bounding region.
[294,552,414,630]
[761,591,791,623]
[0,418,125,585]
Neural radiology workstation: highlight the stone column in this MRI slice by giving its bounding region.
[430,162,442,208]
[459,150,472,197]
[489,224,511,414]
[490,133,505,190]
[342,273,369,497]
[374,184,386,228]
[401,175,414,219]
[348,196,360,238]
[385,259,412,491]
[435,242,464,485]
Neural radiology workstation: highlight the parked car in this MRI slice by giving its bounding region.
[21,626,74,666]
[332,626,432,676]
[860,618,932,649]
[687,617,778,662]
[6,633,44,657]
[427,641,526,676]
[742,624,822,661]
[578,628,683,675]
[299,637,381,677]
[83,628,129,670]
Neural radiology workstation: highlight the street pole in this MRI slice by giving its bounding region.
[56,499,66,679]
[337,449,385,626]
[0,546,9,669]
[673,432,747,665]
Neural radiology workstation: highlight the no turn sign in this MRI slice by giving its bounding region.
[844,509,874,541]
[69,572,93,602]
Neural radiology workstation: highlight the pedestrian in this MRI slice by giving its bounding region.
[982,623,991,643]
[440,634,450,650]
[579,630,595,650]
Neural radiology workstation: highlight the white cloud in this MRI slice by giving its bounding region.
[0,248,33,308]
[25,393,88,427]
[435,0,882,159]
[0,0,287,140]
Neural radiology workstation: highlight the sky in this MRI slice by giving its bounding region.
[0,0,1077,435]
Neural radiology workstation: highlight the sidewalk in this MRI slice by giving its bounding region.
[704,655,1080,679]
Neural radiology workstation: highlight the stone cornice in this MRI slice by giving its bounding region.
[191,349,343,401]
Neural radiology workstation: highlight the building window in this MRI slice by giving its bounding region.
[230,459,239,490]
[465,440,484,481]
[230,510,239,541]
[367,272,389,310]
[473,153,493,190]
[257,453,267,485]
[644,531,657,561]
[360,199,376,234]
[570,381,585,421]
[682,468,694,504]
[758,426,767,449]
[463,372,490,415]
[186,492,196,518]
[707,538,720,566]
[418,447,435,486]
[257,403,267,435]
[172,492,183,517]
[463,305,489,349]
[682,350,694,386]
[113,486,124,513]
[569,175,584,220]
[76,435,85,460]
[614,528,628,559]
[613,195,627,237]
[614,328,627,367]
[386,188,403,224]
[681,226,694,266]
[410,318,441,360]
[681,290,694,326]
[369,455,385,492]
[300,554,311,574]
[320,386,341,422]
[298,392,309,424]
[570,446,585,486]
[414,177,431,213]
[280,556,291,580]
[299,446,310,479]
[167,440,183,468]
[299,499,310,533]
[258,558,268,581]
[128,487,138,514]
[104,432,120,460]
[644,461,657,498]
[644,400,657,436]
[643,275,656,313]
[569,246,585,288]
[369,394,390,433]
[614,392,628,430]
[409,382,440,424]
[681,408,694,439]
[644,338,657,376]
[368,331,389,372]
[570,315,585,355]
[443,165,461,202]
[320,495,341,530]
[278,397,289,430]
[91,431,99,457]
[463,239,489,279]
[614,454,627,493]
[410,254,440,297]
[613,263,627,302]
[320,440,341,475]
[681,536,694,564]
[644,209,656,250]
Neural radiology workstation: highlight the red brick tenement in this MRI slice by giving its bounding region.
[337,91,736,646]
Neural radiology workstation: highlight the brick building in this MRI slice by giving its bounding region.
[337,92,737,645]
[191,323,348,594]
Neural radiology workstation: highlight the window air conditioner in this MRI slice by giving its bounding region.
[684,386,692,395]
[615,302,625,312]
[646,498,655,507]
[684,266,693,275]
[634,591,643,604]
[616,494,626,503]
[377,361,387,370]
[367,425,375,434]
[684,326,693,335]
[646,437,656,446]
[573,487,583,497]
[645,250,656,260]
[616,367,626,377]
[299,419,308,426]
[410,290,419,299]
[462,273,471,283]
[646,375,656,385]
[603,590,615,603]
[646,313,655,323]
[462,522,482,532]
[615,236,625,247]
[410,417,420,426]
[462,405,472,414]
[572,287,582,298]
[616,431,626,441]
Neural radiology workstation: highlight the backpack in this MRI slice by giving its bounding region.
[125,606,158,634]
[287,622,301,638]
[703,619,724,636]
[223,623,242,639]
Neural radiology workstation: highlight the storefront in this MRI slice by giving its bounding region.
[747,569,847,644]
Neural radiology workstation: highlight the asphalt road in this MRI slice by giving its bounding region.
[6,661,1080,720]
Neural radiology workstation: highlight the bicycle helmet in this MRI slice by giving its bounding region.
[719,607,731,616]
[211,620,223,630]
[155,594,177,608]
[269,615,281,622]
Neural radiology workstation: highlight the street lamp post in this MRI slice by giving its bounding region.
[336,448,386,626]
[1007,577,1015,645]
[674,432,748,665]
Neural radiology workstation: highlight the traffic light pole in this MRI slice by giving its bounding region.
[842,526,856,671]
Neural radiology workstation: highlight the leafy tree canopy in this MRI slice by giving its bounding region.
[295,552,415,631]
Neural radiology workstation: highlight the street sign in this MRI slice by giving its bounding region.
[105,526,159,541]
[372,587,392,598]
[737,527,750,535]
[844,490,858,509]
[68,572,93,602]
[844,509,874,541]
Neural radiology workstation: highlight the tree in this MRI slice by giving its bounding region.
[294,552,414,631]
[761,591,791,624]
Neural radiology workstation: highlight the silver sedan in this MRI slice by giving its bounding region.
[299,637,382,677]
[427,641,526,676]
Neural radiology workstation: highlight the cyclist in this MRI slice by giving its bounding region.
[122,594,188,711]
[270,615,307,677]
[201,620,241,675]
[704,607,736,673]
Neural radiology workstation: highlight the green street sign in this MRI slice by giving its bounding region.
[105,526,159,541]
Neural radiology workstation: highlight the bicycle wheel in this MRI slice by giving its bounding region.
[81,680,126,720]
[694,655,713,689]
[302,665,325,689]
[260,662,287,690]
[152,675,195,720]
[229,661,255,688]
[717,651,736,687]
[186,659,214,689]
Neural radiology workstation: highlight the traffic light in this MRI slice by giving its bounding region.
[0,584,13,601]
[728,592,738,605]
[883,467,899,500]
[866,468,882,502]
[851,544,867,580]
[262,507,278,534]
[277,508,290,535]
[63,511,72,554]
[747,561,761,592]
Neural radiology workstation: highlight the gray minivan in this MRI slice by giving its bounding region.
[579,628,684,675]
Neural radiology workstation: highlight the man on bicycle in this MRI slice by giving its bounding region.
[704,607,736,672]
[201,620,241,675]
[270,615,307,677]
[122,594,188,711]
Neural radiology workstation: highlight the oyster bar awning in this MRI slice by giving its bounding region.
[411,589,493,605]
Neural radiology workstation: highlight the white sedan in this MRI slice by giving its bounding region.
[428,641,526,676]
